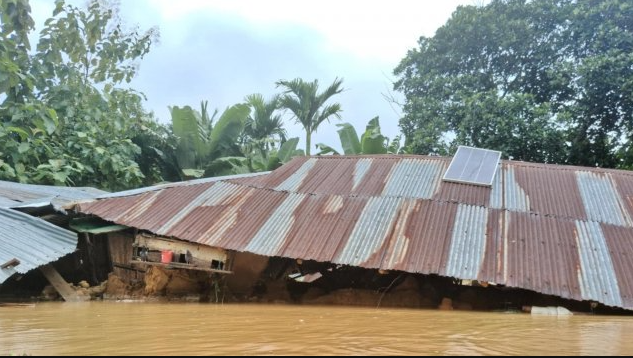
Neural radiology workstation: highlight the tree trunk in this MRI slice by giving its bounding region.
[306,132,311,156]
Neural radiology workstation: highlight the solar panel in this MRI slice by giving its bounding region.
[443,146,501,186]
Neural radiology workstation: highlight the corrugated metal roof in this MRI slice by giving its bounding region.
[601,225,633,309]
[0,180,107,211]
[0,208,78,283]
[501,166,530,212]
[98,172,269,199]
[0,197,19,208]
[334,196,404,267]
[275,159,317,192]
[576,172,632,227]
[445,204,488,280]
[382,159,444,199]
[76,155,633,310]
[245,192,307,256]
[575,221,622,307]
[504,211,582,300]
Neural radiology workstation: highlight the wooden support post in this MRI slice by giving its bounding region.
[39,264,89,302]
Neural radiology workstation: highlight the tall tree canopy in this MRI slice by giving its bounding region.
[394,0,633,168]
[276,77,344,156]
[0,0,173,190]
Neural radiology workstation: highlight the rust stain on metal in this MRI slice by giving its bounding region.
[505,211,582,301]
[115,190,161,223]
[334,197,403,268]
[78,190,151,220]
[352,158,397,197]
[514,166,586,220]
[279,195,367,262]
[168,205,231,243]
[360,198,414,270]
[601,224,633,309]
[155,182,243,235]
[275,159,318,192]
[244,192,307,256]
[296,158,355,195]
[478,208,505,284]
[232,156,308,189]
[380,199,418,270]
[394,200,458,274]
[197,188,255,246]
[611,173,633,221]
[489,166,503,209]
[215,189,289,251]
[502,166,530,212]
[434,181,491,207]
[129,183,216,233]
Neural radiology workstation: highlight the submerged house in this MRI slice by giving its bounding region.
[74,149,633,310]
[0,180,106,300]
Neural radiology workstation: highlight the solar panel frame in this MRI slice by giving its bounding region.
[443,146,501,186]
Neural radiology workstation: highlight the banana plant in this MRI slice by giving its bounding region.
[170,101,250,178]
[316,117,401,155]
[208,137,303,175]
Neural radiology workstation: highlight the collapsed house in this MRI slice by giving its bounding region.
[72,149,633,311]
[69,173,271,298]
[0,180,107,301]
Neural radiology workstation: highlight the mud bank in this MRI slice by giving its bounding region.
[50,267,633,315]
[2,256,630,315]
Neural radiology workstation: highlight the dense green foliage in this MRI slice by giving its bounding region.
[169,100,303,177]
[170,101,251,177]
[394,0,633,168]
[0,0,174,190]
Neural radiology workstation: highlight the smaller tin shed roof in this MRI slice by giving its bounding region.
[0,208,78,283]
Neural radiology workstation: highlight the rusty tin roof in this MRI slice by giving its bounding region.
[76,155,633,310]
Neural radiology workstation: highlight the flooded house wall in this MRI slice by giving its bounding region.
[81,234,112,285]
[106,231,143,284]
[224,252,269,298]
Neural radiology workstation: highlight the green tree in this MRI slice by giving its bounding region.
[394,0,633,168]
[170,101,251,178]
[276,77,344,156]
[170,100,302,176]
[316,117,401,155]
[0,0,170,190]
[243,93,286,152]
[240,137,303,173]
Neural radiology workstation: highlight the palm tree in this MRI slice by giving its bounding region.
[244,93,287,152]
[276,77,344,155]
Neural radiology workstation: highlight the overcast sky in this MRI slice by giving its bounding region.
[31,0,473,152]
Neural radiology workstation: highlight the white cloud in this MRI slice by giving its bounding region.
[148,0,468,64]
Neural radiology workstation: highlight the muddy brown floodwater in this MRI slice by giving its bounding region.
[0,302,632,355]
